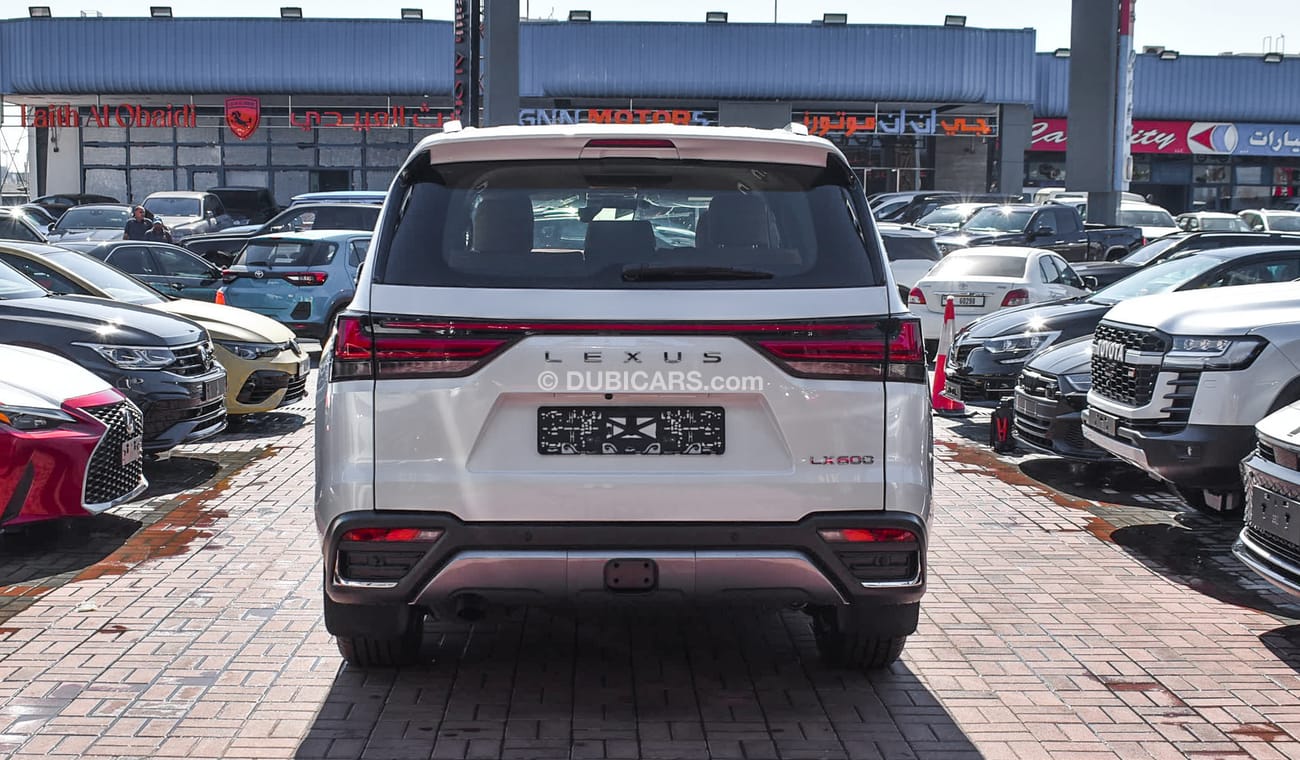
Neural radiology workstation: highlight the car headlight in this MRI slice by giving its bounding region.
[216,340,283,361]
[1059,372,1091,394]
[0,403,77,432]
[72,342,178,370]
[984,331,1060,363]
[1163,335,1267,371]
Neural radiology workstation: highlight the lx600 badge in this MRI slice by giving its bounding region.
[809,455,875,465]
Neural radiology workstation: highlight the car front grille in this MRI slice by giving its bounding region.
[169,341,218,377]
[81,401,144,506]
[236,370,294,405]
[143,397,225,439]
[1091,322,1169,408]
[1018,368,1059,402]
[1259,439,1300,472]
[952,343,976,366]
[1245,526,1300,566]
[282,374,308,404]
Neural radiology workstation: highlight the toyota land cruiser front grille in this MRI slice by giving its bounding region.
[1094,324,1170,353]
[1091,324,1170,407]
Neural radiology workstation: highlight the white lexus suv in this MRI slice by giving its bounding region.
[315,122,932,670]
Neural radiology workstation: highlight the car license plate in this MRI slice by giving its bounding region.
[121,435,143,466]
[201,378,225,402]
[944,294,985,308]
[1083,408,1118,437]
[1248,485,1300,547]
[1013,393,1033,416]
[538,406,724,455]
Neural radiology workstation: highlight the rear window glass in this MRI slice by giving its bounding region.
[374,157,884,289]
[237,240,335,268]
[881,234,940,262]
[1118,209,1177,227]
[928,254,1028,279]
[54,207,129,231]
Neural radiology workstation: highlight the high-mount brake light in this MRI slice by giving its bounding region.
[341,527,443,542]
[819,528,918,543]
[582,138,677,149]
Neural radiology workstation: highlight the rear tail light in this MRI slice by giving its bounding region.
[753,318,926,383]
[908,287,926,305]
[820,528,917,543]
[341,527,443,543]
[220,269,237,284]
[1002,288,1029,307]
[330,316,925,383]
[331,315,513,381]
[583,138,677,148]
[285,271,328,286]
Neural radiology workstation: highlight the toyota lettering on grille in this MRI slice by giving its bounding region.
[1093,339,1126,363]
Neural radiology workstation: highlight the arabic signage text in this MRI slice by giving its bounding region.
[17,102,459,134]
[1032,118,1300,156]
[802,110,999,139]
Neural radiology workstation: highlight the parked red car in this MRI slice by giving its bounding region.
[0,345,146,528]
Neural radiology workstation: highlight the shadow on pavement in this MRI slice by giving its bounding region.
[295,607,979,760]
[216,411,307,443]
[0,513,140,590]
[1108,518,1300,621]
[1017,457,1171,509]
[140,455,222,500]
[1261,625,1300,673]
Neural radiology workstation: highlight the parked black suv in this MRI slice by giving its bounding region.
[1072,230,1300,288]
[0,259,227,452]
[207,187,280,226]
[182,202,382,267]
[944,244,1300,403]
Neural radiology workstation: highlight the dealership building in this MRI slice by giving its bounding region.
[1,14,1298,211]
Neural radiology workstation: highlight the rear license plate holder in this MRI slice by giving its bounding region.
[1249,486,1300,547]
[1083,408,1118,437]
[604,558,657,591]
[538,406,724,455]
[943,294,985,308]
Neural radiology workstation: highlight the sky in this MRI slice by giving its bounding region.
[3,1,1297,183]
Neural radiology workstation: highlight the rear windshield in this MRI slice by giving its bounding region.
[0,260,47,300]
[1268,215,1300,232]
[143,197,201,217]
[237,240,336,268]
[963,208,1032,233]
[881,234,941,262]
[54,206,129,231]
[47,250,165,306]
[927,254,1028,279]
[1118,209,1176,227]
[373,157,884,289]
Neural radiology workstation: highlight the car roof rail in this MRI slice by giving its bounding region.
[783,122,810,136]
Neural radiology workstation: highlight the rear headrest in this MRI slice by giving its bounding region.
[472,194,534,254]
[583,220,657,259]
[704,194,774,248]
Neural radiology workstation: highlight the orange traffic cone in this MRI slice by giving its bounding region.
[931,296,969,417]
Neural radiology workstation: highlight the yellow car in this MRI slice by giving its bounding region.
[0,242,311,415]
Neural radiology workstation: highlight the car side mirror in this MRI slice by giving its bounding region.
[1082,275,1099,290]
[47,222,56,232]
[1034,226,1055,238]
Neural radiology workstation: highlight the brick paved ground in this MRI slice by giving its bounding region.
[1,382,1299,759]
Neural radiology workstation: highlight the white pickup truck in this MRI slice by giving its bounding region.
[1080,281,1300,513]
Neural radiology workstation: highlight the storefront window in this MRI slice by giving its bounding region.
[1131,161,1152,183]
[1235,165,1267,185]
[1193,157,1230,184]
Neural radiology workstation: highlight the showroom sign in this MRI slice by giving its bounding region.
[518,108,717,126]
[1032,118,1300,156]
[801,110,999,139]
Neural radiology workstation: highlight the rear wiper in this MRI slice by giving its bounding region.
[621,265,774,282]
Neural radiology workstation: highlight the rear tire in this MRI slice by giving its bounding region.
[334,612,424,668]
[809,605,907,670]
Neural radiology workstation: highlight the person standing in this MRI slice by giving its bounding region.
[123,206,151,240]
[144,220,173,243]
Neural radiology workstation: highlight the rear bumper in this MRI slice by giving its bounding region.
[322,511,927,613]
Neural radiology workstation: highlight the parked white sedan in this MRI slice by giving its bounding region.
[908,246,1091,345]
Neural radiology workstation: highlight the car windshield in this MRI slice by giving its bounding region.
[1120,236,1181,265]
[915,207,972,229]
[375,157,884,289]
[0,260,48,300]
[1089,253,1224,304]
[237,240,333,268]
[926,254,1028,279]
[53,206,129,231]
[881,234,941,262]
[1199,216,1248,231]
[46,250,165,306]
[963,208,1033,233]
[1267,215,1300,232]
[1118,209,1177,227]
[143,197,202,217]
